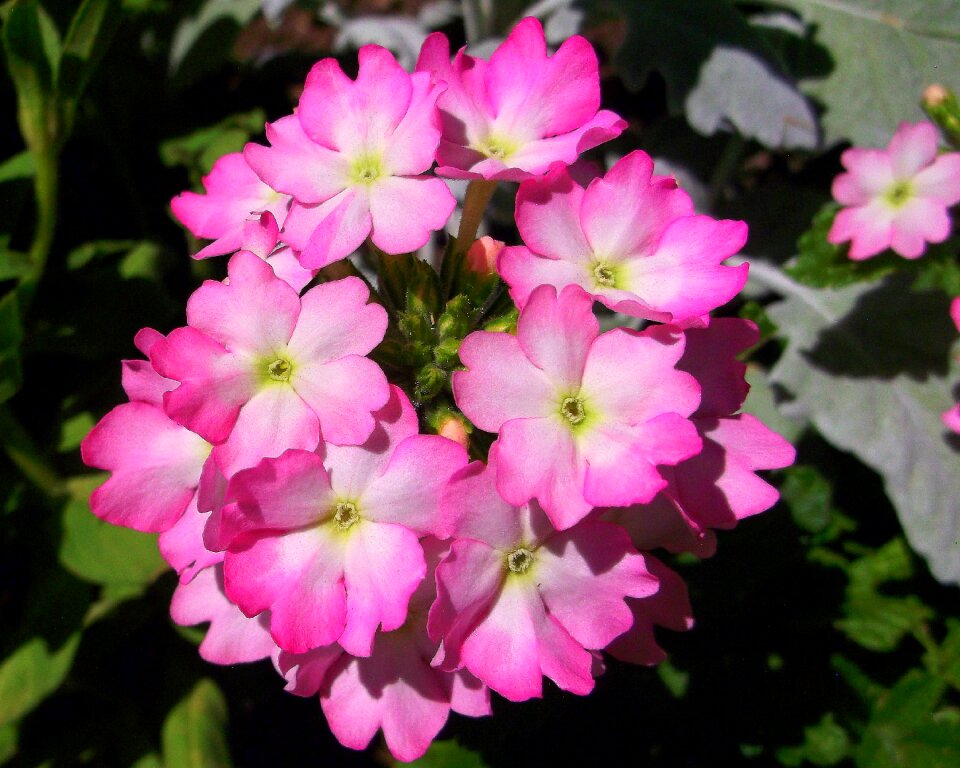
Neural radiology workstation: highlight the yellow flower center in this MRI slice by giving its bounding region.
[267,358,292,382]
[333,501,360,531]
[506,547,535,574]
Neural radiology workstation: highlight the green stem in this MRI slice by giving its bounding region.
[20,144,59,311]
[708,133,745,211]
[0,404,66,499]
[454,179,497,256]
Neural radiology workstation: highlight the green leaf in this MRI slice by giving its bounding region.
[0,150,34,183]
[752,262,960,585]
[925,618,960,691]
[770,0,960,147]
[0,633,80,727]
[780,465,853,540]
[777,712,851,767]
[168,0,259,86]
[856,670,958,768]
[66,239,138,269]
[786,204,902,288]
[131,754,162,768]
[657,659,690,698]
[1,0,59,150]
[57,0,122,138]
[159,110,266,179]
[586,0,816,147]
[161,679,233,768]
[742,363,808,445]
[0,290,23,403]
[787,204,960,291]
[410,740,489,768]
[837,539,933,651]
[57,411,94,452]
[0,723,16,764]
[59,496,165,594]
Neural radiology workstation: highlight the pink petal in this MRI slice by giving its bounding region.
[581,325,700,424]
[321,630,450,762]
[122,329,174,405]
[264,246,317,292]
[453,331,555,432]
[287,276,386,363]
[913,153,960,204]
[514,165,591,264]
[439,458,523,547]
[836,148,894,198]
[276,646,344,697]
[486,18,599,138]
[243,115,349,204]
[82,402,210,532]
[322,386,419,499]
[220,449,333,547]
[185,251,300,355]
[368,176,456,254]
[580,151,693,258]
[224,526,347,653]
[622,216,749,321]
[339,522,426,656]
[158,495,223,583]
[499,245,591,310]
[428,539,504,663]
[153,327,257,444]
[827,203,893,260]
[679,318,757,417]
[292,355,390,446]
[381,72,445,176]
[496,418,592,530]
[887,121,938,178]
[891,196,951,257]
[290,188,372,269]
[581,413,701,507]
[517,284,597,391]
[300,46,412,156]
[170,565,276,664]
[607,556,693,666]
[497,110,626,177]
[417,34,493,146]
[361,435,468,534]
[536,522,657,649]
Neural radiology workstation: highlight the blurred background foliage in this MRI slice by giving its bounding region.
[0,0,958,765]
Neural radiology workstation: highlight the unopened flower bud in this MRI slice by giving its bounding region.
[438,415,470,448]
[465,236,504,276]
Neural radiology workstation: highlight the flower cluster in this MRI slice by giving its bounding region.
[82,18,794,762]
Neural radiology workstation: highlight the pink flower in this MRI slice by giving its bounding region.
[275,539,490,762]
[605,319,795,555]
[415,16,626,181]
[429,449,658,701]
[452,283,702,530]
[82,329,212,533]
[171,152,291,259]
[244,45,456,269]
[236,212,317,292]
[218,388,468,655]
[170,564,276,665]
[828,121,960,259]
[499,152,749,323]
[606,556,693,666]
[150,250,389,447]
[944,297,960,433]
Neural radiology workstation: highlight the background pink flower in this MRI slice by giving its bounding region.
[828,121,960,259]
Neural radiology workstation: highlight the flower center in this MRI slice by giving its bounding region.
[476,135,517,161]
[333,501,360,531]
[349,154,384,185]
[506,547,535,574]
[560,396,586,425]
[592,262,616,288]
[884,180,914,208]
[267,358,292,382]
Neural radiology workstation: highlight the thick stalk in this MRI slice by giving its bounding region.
[453,179,497,256]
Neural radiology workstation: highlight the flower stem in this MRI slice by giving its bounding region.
[454,179,497,256]
[19,144,59,312]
